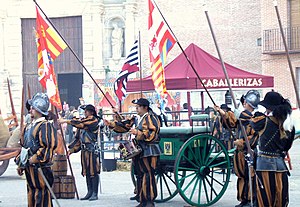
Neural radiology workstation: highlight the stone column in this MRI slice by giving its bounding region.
[82,1,105,104]
[90,2,105,78]
[0,10,5,71]
[0,10,9,116]
[124,0,137,56]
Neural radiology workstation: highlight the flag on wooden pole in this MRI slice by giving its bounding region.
[114,40,139,101]
[148,0,176,96]
[35,6,67,109]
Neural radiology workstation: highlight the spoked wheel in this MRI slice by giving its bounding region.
[130,161,186,203]
[0,159,10,176]
[155,164,186,203]
[174,134,231,207]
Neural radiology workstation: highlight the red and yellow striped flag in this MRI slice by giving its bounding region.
[35,6,67,110]
[148,0,176,96]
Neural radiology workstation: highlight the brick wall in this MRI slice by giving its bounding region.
[262,53,300,106]
[261,0,300,107]
[136,0,262,75]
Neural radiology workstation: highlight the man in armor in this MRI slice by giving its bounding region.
[15,93,57,207]
[105,98,161,207]
[59,104,100,201]
[215,90,260,207]
[251,91,295,206]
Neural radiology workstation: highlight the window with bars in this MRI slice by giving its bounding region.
[262,0,300,53]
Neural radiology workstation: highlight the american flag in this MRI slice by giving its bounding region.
[114,40,139,101]
[148,0,176,97]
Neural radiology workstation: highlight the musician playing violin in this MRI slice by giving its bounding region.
[104,98,161,207]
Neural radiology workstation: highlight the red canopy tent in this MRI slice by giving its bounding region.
[166,91,176,105]
[127,43,274,92]
[98,91,116,108]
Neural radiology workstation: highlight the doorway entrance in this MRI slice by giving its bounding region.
[58,73,83,108]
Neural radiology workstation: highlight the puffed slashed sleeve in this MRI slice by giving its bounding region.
[31,122,57,164]
[68,129,81,154]
[67,116,96,129]
[108,118,135,133]
[136,114,160,142]
[224,111,237,128]
[250,112,266,132]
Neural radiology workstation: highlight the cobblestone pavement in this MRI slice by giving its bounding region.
[1,139,300,207]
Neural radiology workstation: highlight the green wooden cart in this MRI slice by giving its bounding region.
[131,114,234,207]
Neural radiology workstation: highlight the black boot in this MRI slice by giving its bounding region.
[132,174,142,202]
[145,201,155,207]
[129,195,140,202]
[89,175,99,201]
[235,200,249,207]
[80,176,93,200]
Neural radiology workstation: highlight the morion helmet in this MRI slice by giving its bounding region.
[28,93,49,115]
[244,90,260,109]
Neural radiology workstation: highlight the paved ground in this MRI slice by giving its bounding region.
[1,139,300,207]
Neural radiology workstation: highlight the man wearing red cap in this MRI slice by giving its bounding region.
[59,104,100,201]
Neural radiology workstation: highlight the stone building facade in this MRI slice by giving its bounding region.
[0,0,262,115]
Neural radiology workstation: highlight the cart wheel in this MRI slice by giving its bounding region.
[130,161,186,203]
[174,134,231,207]
[0,159,10,176]
[155,165,186,203]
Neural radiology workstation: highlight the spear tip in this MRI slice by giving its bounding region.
[273,0,278,7]
[203,4,208,12]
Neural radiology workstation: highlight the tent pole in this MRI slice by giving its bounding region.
[138,31,143,98]
[201,92,204,113]
[187,92,192,126]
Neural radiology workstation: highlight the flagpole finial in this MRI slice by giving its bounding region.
[273,0,278,6]
[203,4,208,12]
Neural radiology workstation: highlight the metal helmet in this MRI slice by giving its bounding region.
[244,90,260,109]
[28,93,49,115]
